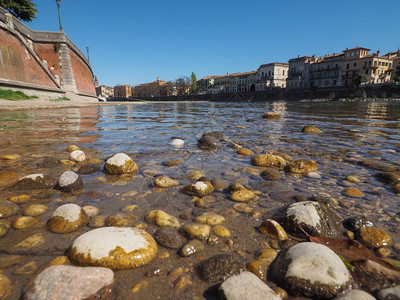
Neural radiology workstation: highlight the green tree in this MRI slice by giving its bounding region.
[0,0,37,22]
[190,72,198,94]
[175,76,191,95]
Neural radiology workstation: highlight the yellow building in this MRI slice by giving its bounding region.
[114,85,132,98]
[342,47,393,86]
[133,78,169,97]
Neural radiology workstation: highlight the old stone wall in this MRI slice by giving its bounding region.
[69,49,96,95]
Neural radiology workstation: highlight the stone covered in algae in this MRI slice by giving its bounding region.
[104,153,138,175]
[251,154,286,169]
[284,159,318,174]
[69,227,157,270]
[182,181,214,197]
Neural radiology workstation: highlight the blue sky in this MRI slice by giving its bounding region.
[27,0,400,87]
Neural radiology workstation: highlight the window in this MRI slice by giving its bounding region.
[283,70,285,76]
[365,69,368,74]
[374,61,377,66]
[389,63,392,68]
[353,62,357,67]
[346,64,350,69]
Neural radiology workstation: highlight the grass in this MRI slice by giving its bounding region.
[49,96,70,102]
[0,89,38,101]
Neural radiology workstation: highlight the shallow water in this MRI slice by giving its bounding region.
[0,100,399,299]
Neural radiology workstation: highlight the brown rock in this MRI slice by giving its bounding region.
[284,159,318,174]
[302,125,322,134]
[358,226,393,248]
[237,148,254,156]
[230,189,256,202]
[343,187,365,198]
[251,154,286,169]
[259,219,288,241]
[262,112,281,120]
[0,171,21,188]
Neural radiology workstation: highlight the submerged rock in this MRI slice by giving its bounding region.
[0,200,19,219]
[198,253,245,284]
[154,175,179,188]
[13,174,57,189]
[271,242,351,299]
[145,210,181,229]
[261,168,281,181]
[262,112,281,120]
[357,226,393,248]
[170,139,184,147]
[230,189,256,202]
[333,289,376,300]
[182,223,211,241]
[219,271,281,300]
[104,153,138,175]
[198,134,220,150]
[302,125,322,134]
[154,228,186,250]
[259,219,288,241]
[182,181,214,197]
[179,239,204,257]
[48,204,88,234]
[343,187,365,198]
[69,227,158,269]
[281,201,343,238]
[78,163,100,174]
[195,212,225,225]
[251,154,286,169]
[24,265,114,300]
[376,172,400,185]
[0,171,21,188]
[69,150,85,162]
[284,159,318,174]
[57,171,83,192]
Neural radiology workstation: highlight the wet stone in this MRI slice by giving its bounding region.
[251,154,286,169]
[67,145,79,152]
[24,265,114,300]
[247,260,268,280]
[198,253,245,284]
[230,189,256,202]
[14,233,45,249]
[195,212,225,225]
[345,175,360,183]
[146,210,181,229]
[262,112,281,120]
[302,125,322,134]
[1,154,21,160]
[259,219,288,241]
[358,226,393,248]
[89,215,107,228]
[195,196,215,208]
[219,271,281,300]
[333,289,376,300]
[154,228,186,250]
[106,213,135,227]
[57,171,83,192]
[343,217,373,231]
[48,204,88,234]
[179,239,204,257]
[0,271,12,299]
[170,138,184,147]
[376,172,400,185]
[104,153,138,175]
[233,203,252,213]
[257,248,278,264]
[14,261,38,275]
[211,178,230,192]
[213,225,231,238]
[261,168,281,181]
[394,183,400,194]
[0,225,7,238]
[182,223,211,240]
[182,181,214,197]
[281,201,343,238]
[284,159,318,174]
[198,134,220,150]
[154,175,179,188]
[271,242,351,299]
[82,205,99,217]
[13,174,57,190]
[343,187,365,198]
[0,171,21,188]
[9,194,30,203]
[237,148,254,156]
[0,200,19,219]
[70,227,158,269]
[163,159,183,167]
[69,150,86,162]
[78,163,100,174]
[0,255,24,268]
[12,216,38,230]
[188,170,203,181]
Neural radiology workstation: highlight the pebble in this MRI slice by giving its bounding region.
[121,205,137,213]
[154,228,186,249]
[67,145,79,152]
[163,159,183,167]
[251,154,286,168]
[104,153,138,174]
[14,233,45,248]
[188,170,203,181]
[212,225,231,238]
[13,174,57,189]
[0,171,21,188]
[59,159,76,167]
[24,265,114,300]
[230,189,256,202]
[182,223,211,240]
[132,280,149,293]
[195,196,215,208]
[376,247,391,258]
[195,212,225,225]
[1,154,21,160]
[307,171,321,179]
[302,125,322,134]
[345,175,360,183]
[219,271,281,300]
[247,260,269,280]
[0,200,19,219]
[358,226,393,248]
[89,215,107,228]
[237,148,254,156]
[257,248,278,264]
[170,139,184,147]
[284,159,318,174]
[261,168,281,180]
[271,242,351,298]
[154,175,179,188]
[145,210,181,229]
[211,178,229,192]
[197,133,221,150]
[233,203,252,213]
[70,227,158,269]
[0,224,7,238]
[334,289,376,300]
[259,219,288,241]
[0,255,24,268]
[57,171,83,192]
[9,194,30,203]
[78,163,100,174]
[343,187,365,198]
[262,112,281,120]
[0,272,12,299]
[69,150,86,162]
[14,261,38,275]
[179,239,204,257]
[394,183,400,194]
[82,205,99,217]
[182,181,214,197]
[106,213,135,227]
[48,204,88,234]
[375,172,400,185]
[198,253,244,283]
[12,216,39,230]
[282,201,343,238]
[378,285,400,300]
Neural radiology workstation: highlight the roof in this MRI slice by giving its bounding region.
[259,62,289,68]
[343,47,370,52]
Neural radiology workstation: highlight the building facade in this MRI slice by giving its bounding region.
[256,63,289,90]
[114,85,132,98]
[287,56,316,89]
[309,53,343,87]
[133,78,169,97]
[95,85,114,98]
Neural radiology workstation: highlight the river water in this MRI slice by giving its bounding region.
[0,100,399,299]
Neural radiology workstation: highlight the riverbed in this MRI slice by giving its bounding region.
[0,100,399,299]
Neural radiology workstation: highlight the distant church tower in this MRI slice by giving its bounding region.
[94,75,99,87]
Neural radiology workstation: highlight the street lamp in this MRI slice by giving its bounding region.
[55,0,63,32]
[86,46,90,64]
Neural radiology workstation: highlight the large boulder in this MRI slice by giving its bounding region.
[104,153,138,175]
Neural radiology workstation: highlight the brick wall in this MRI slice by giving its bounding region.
[34,43,62,80]
[69,49,96,95]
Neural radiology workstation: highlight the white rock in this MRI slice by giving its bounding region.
[334,289,376,300]
[170,139,184,147]
[106,153,131,167]
[58,171,79,187]
[52,204,82,222]
[286,201,321,228]
[72,227,149,261]
[307,172,322,179]
[378,285,400,300]
[82,206,99,217]
[194,181,208,191]
[286,242,350,286]
[24,174,44,180]
[70,150,85,162]
[219,271,281,300]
